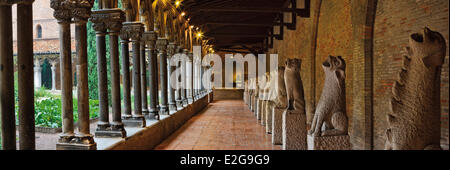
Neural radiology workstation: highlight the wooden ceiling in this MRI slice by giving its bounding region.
[180,0,310,53]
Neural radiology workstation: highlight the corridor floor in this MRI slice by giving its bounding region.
[155,100,282,150]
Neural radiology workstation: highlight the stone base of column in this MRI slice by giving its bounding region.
[56,134,97,150]
[142,108,150,115]
[182,99,188,106]
[265,101,273,134]
[176,99,184,109]
[146,111,160,120]
[169,102,177,112]
[95,123,126,138]
[187,97,194,104]
[272,107,284,145]
[159,106,169,115]
[307,135,351,150]
[122,115,146,127]
[260,100,266,126]
[282,110,307,150]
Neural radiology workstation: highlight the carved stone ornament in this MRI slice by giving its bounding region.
[275,66,287,108]
[90,9,125,32]
[282,58,307,150]
[385,27,446,150]
[284,58,305,113]
[156,38,169,52]
[121,22,144,41]
[308,56,348,137]
[51,0,94,21]
[167,43,177,56]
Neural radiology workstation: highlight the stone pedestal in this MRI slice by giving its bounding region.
[272,107,284,145]
[260,100,266,126]
[95,125,126,138]
[282,110,306,150]
[122,116,146,127]
[56,135,97,150]
[307,135,351,150]
[265,101,273,134]
[256,99,263,121]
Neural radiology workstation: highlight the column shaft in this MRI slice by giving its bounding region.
[132,41,143,117]
[148,40,159,119]
[75,21,90,136]
[167,44,177,111]
[17,2,35,150]
[59,21,74,137]
[96,31,109,129]
[157,39,169,115]
[109,32,123,128]
[0,4,15,150]
[140,42,149,114]
[121,39,132,117]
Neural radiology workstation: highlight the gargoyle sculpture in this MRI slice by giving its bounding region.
[308,56,348,137]
[385,27,446,150]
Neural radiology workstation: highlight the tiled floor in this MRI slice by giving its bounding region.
[155,100,282,150]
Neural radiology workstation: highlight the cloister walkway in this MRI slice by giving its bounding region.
[155,100,281,150]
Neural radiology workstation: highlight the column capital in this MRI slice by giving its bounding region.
[167,43,177,56]
[142,31,157,48]
[51,0,94,22]
[121,22,144,42]
[156,38,169,52]
[91,9,125,33]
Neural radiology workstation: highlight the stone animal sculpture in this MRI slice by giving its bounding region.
[385,27,446,150]
[282,58,307,150]
[284,59,305,113]
[308,56,348,137]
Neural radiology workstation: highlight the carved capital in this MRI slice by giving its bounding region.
[156,38,169,52]
[142,31,157,42]
[167,43,177,56]
[51,0,94,22]
[90,9,125,33]
[121,22,144,41]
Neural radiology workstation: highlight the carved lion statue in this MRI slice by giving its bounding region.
[308,56,348,137]
[284,59,305,113]
[385,27,446,150]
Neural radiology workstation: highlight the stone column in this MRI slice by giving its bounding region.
[140,39,149,115]
[175,46,183,108]
[50,61,57,90]
[17,0,35,150]
[167,43,177,112]
[52,1,74,150]
[92,9,126,137]
[33,59,42,89]
[186,50,194,104]
[53,0,96,150]
[107,10,126,137]
[120,26,132,120]
[91,10,110,136]
[157,38,169,115]
[145,31,159,120]
[122,22,146,127]
[0,1,15,150]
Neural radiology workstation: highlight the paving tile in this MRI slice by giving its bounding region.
[155,100,281,150]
